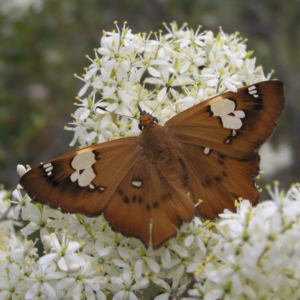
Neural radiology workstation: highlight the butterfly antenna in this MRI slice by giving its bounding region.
[96,106,139,121]
[137,105,143,115]
[151,86,171,115]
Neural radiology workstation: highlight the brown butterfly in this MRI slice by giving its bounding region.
[19,81,285,248]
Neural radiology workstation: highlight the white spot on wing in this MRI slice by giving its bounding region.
[248,85,259,98]
[221,115,243,130]
[78,168,96,187]
[210,98,245,130]
[45,166,53,172]
[211,99,235,116]
[70,151,96,187]
[43,163,53,177]
[232,111,245,118]
[203,147,210,155]
[132,180,143,188]
[70,172,80,182]
[71,152,96,170]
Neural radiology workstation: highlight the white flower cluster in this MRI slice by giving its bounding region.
[3,180,300,299]
[195,183,300,300]
[2,22,294,299]
[6,183,217,300]
[66,21,270,148]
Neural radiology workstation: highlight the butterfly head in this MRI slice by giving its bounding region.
[137,105,158,131]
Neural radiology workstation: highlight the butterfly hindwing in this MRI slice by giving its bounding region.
[104,154,196,248]
[177,147,260,218]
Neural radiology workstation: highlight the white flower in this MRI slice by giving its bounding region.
[56,260,103,300]
[21,203,64,238]
[0,274,25,300]
[25,263,63,299]
[111,268,148,300]
[39,233,83,272]
[0,232,39,299]
[11,186,31,220]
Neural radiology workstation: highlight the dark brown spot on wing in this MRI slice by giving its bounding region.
[214,175,222,184]
[123,196,130,204]
[161,193,172,201]
[117,189,124,196]
[218,158,225,165]
[203,177,212,188]
[152,201,159,208]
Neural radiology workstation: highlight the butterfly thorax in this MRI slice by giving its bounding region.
[138,109,186,165]
[139,120,178,165]
[139,113,155,127]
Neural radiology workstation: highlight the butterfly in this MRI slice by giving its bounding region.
[19,81,285,248]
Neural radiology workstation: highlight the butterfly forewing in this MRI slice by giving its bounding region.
[20,138,142,215]
[20,80,285,248]
[166,81,285,160]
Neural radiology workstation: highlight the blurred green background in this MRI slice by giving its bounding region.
[1,0,299,192]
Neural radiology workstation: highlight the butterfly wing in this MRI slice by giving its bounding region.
[177,147,260,218]
[164,81,285,218]
[20,135,195,248]
[104,153,196,248]
[20,138,143,216]
[166,81,285,160]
